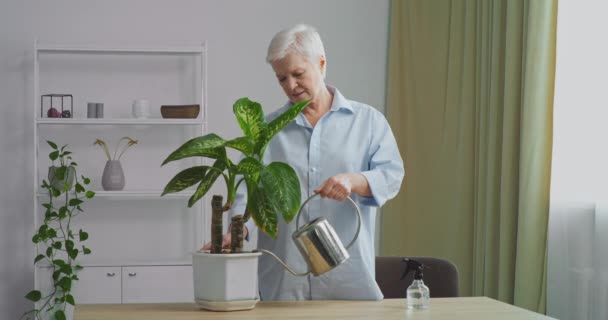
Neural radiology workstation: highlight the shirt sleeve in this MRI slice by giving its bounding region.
[358,111,405,207]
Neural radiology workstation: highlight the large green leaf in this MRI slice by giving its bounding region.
[162,166,209,196]
[233,98,267,143]
[188,160,226,207]
[225,136,254,156]
[236,157,263,175]
[249,189,278,239]
[260,100,310,152]
[161,134,226,166]
[260,162,301,223]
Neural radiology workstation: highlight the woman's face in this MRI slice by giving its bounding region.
[271,52,325,104]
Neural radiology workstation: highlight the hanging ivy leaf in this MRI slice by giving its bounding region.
[65,294,75,306]
[79,229,88,241]
[34,254,45,264]
[54,309,66,320]
[68,198,83,207]
[49,151,59,161]
[25,290,41,302]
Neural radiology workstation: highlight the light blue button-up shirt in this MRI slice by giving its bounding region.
[231,86,404,301]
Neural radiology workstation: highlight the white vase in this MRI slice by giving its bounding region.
[101,160,125,191]
[192,251,262,311]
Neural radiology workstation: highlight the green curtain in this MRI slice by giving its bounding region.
[381,0,556,313]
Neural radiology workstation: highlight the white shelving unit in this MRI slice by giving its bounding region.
[33,41,208,306]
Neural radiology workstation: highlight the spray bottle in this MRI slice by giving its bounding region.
[401,258,430,310]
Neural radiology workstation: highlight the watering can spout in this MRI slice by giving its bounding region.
[255,194,361,277]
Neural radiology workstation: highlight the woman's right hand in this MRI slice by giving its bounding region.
[201,232,232,251]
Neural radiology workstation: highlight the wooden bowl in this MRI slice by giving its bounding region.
[161,104,201,119]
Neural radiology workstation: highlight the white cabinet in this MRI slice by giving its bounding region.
[72,267,122,304]
[33,42,208,306]
[122,266,193,303]
[39,265,193,304]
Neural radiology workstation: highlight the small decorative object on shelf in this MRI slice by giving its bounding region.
[96,103,104,118]
[132,99,150,119]
[94,137,139,191]
[86,102,104,118]
[41,94,73,118]
[160,104,200,119]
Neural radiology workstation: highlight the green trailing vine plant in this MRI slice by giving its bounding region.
[22,141,95,320]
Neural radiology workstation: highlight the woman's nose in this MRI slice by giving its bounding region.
[286,78,297,90]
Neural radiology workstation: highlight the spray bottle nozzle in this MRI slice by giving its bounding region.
[400,258,430,280]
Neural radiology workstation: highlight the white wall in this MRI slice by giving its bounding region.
[548,0,608,319]
[0,0,390,318]
[550,0,608,201]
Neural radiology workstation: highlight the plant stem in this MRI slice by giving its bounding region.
[210,195,223,254]
[230,215,244,253]
[112,138,124,160]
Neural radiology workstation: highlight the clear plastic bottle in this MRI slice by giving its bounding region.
[407,278,430,309]
[401,259,430,310]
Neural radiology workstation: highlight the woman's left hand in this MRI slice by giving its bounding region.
[315,173,353,201]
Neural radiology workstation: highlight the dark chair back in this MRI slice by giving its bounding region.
[375,256,459,298]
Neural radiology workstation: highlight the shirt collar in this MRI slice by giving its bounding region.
[327,85,354,113]
[292,85,354,127]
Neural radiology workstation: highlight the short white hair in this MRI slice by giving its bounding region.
[266,24,327,78]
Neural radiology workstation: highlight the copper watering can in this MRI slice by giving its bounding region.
[257,193,361,276]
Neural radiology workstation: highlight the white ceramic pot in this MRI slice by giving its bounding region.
[192,251,262,311]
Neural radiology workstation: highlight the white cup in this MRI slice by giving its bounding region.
[132,99,150,119]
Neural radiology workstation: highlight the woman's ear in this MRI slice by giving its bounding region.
[319,55,326,72]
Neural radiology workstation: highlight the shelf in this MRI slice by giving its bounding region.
[37,190,195,199]
[36,44,205,55]
[36,118,205,125]
[33,41,207,303]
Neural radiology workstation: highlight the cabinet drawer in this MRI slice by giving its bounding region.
[122,265,193,303]
[72,266,122,304]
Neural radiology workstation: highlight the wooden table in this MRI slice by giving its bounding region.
[75,297,556,319]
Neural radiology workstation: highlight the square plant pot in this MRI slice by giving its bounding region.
[192,251,262,311]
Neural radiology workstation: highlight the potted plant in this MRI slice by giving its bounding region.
[93,136,138,191]
[161,97,309,310]
[23,141,95,320]
[47,144,76,193]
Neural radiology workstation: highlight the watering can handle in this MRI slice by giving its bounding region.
[255,194,362,277]
[296,193,362,251]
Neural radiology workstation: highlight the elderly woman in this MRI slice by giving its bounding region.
[214,24,404,301]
